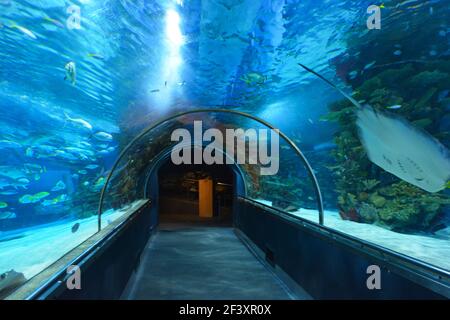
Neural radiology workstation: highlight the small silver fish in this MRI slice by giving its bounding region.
[87,53,104,60]
[0,190,18,196]
[386,104,402,110]
[93,132,113,142]
[10,23,37,39]
[363,61,376,70]
[51,180,66,192]
[348,71,358,79]
[64,112,92,131]
[43,17,65,29]
[0,140,22,149]
[64,61,76,85]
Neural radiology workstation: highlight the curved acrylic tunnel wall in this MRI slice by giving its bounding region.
[99,109,324,225]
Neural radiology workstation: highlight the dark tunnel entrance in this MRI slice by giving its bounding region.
[157,161,234,226]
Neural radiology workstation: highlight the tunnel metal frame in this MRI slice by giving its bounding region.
[98,108,325,231]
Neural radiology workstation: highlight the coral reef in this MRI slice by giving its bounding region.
[327,7,450,232]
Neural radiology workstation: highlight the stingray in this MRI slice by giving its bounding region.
[298,63,450,193]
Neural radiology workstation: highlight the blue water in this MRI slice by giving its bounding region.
[0,0,449,294]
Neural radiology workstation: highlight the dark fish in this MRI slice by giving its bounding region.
[430,223,446,233]
[0,269,26,299]
[339,208,360,222]
[0,234,25,243]
[71,223,80,233]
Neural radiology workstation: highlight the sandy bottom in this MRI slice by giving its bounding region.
[255,199,450,271]
[0,201,144,281]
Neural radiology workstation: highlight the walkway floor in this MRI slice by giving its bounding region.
[123,224,295,300]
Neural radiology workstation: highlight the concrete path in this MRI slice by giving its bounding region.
[123,224,295,300]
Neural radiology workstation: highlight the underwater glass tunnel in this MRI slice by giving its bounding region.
[0,0,449,300]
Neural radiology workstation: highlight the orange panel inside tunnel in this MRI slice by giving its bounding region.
[198,178,213,218]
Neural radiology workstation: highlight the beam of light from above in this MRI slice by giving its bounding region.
[166,9,184,47]
[164,9,184,87]
[149,8,185,111]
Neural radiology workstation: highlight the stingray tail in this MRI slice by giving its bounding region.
[62,111,71,130]
[298,63,364,109]
[62,113,67,129]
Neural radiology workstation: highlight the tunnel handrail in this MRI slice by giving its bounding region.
[98,108,325,231]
